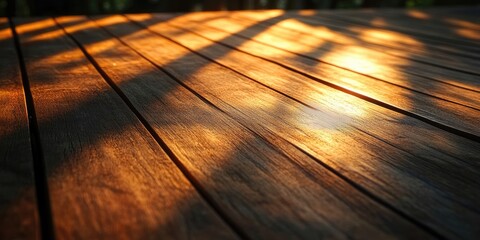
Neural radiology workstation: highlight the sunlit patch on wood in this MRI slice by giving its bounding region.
[406,10,430,20]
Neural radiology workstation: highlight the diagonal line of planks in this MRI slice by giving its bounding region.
[1,7,479,240]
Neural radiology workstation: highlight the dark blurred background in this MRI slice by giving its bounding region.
[1,0,478,17]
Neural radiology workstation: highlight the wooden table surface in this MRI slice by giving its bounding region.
[1,7,479,240]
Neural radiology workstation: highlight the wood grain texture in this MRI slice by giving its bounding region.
[311,11,480,54]
[324,7,480,27]
[0,18,39,240]
[156,14,480,139]
[210,15,480,94]
[125,14,480,239]
[322,8,480,46]
[64,15,438,239]
[225,12,480,93]
[190,16,480,109]
[14,17,237,240]
[231,10,480,74]
[306,10,480,57]
[2,8,479,240]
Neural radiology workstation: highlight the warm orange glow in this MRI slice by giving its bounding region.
[275,19,357,45]
[17,20,65,42]
[0,29,11,41]
[310,89,366,119]
[95,14,127,26]
[232,10,284,21]
[13,18,114,121]
[198,17,329,55]
[357,28,423,47]
[455,28,480,40]
[95,15,189,67]
[55,16,93,33]
[123,13,152,22]
[186,17,258,38]
[0,19,12,42]
[445,18,480,30]
[406,10,430,20]
[322,46,385,75]
[370,17,388,27]
[298,10,317,16]
[13,18,52,33]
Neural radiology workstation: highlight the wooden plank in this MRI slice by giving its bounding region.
[327,7,480,30]
[0,18,39,240]
[62,15,438,239]
[191,16,480,109]
[190,11,480,91]
[333,7,480,26]
[112,14,479,239]
[158,14,480,140]
[321,9,480,47]
[231,10,480,73]
[421,7,480,24]
[13,17,237,239]
[296,10,480,57]
[212,15,480,93]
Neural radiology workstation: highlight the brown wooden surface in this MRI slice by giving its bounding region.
[57,15,435,239]
[125,14,480,239]
[0,18,39,240]
[1,7,480,240]
[13,17,236,239]
[157,14,480,138]
[232,10,480,71]
[206,16,480,95]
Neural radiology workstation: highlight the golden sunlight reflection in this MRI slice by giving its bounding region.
[130,13,374,154]
[55,17,93,33]
[122,14,206,66]
[17,19,65,42]
[167,12,435,116]
[276,19,357,45]
[445,18,480,30]
[122,13,152,22]
[356,28,424,48]
[58,17,123,55]
[370,18,388,27]
[233,10,284,21]
[167,12,424,118]
[308,90,366,120]
[455,28,480,41]
[13,18,52,33]
[406,10,430,20]
[298,10,317,16]
[0,28,12,41]
[15,18,116,121]
[177,17,257,39]
[322,47,385,75]
[196,17,330,55]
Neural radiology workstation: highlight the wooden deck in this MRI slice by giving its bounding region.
[1,7,479,239]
